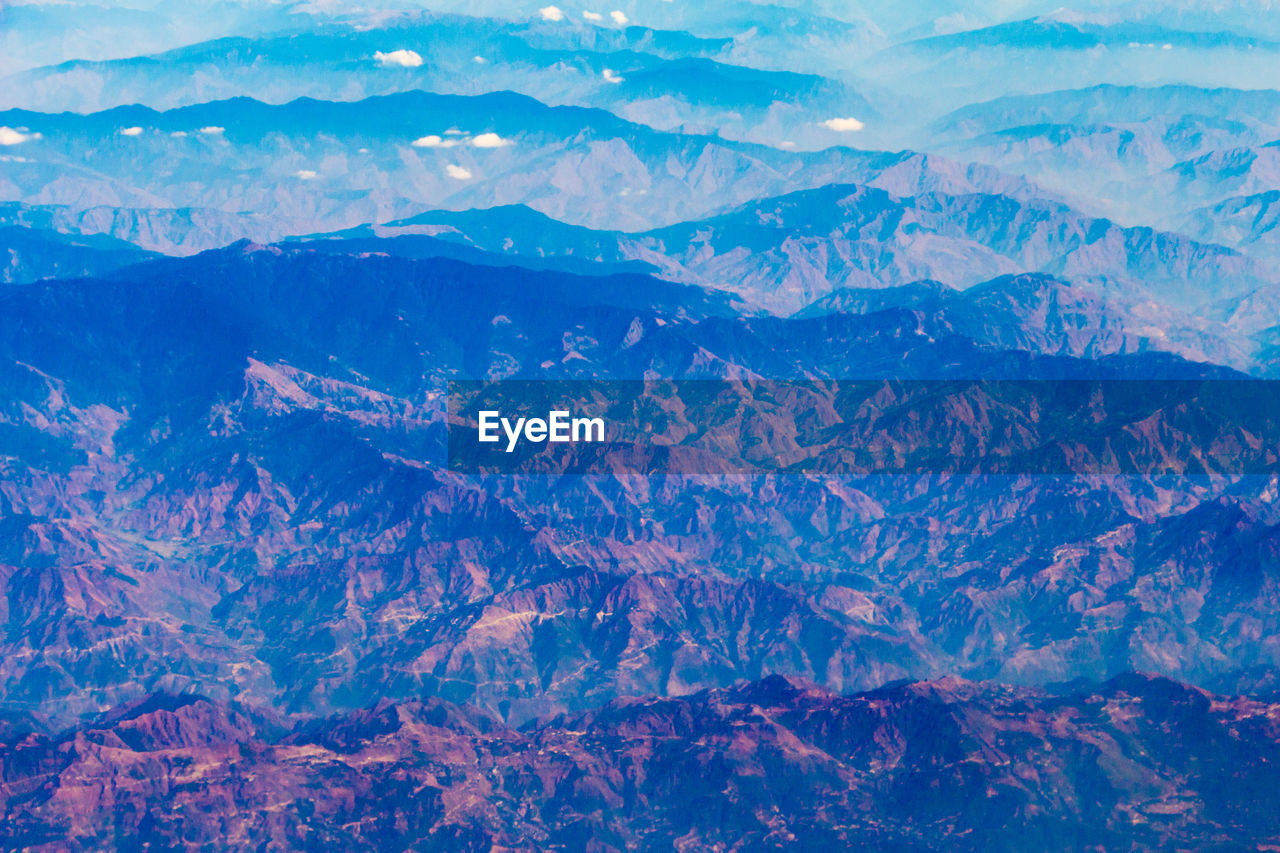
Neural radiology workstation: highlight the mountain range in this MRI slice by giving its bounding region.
[1,240,1277,733]
[0,89,1035,249]
[5,1,1280,848]
[5,674,1279,850]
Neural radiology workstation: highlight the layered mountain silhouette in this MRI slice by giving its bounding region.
[932,86,1280,210]
[310,189,1272,367]
[1,241,1277,737]
[0,90,1031,249]
[3,13,876,150]
[323,182,1274,301]
[4,1,1280,849]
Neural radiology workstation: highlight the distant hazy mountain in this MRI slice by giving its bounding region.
[335,182,1273,320]
[0,0,309,77]
[860,13,1280,120]
[796,273,1248,367]
[936,84,1280,141]
[4,13,874,145]
[316,210,1255,366]
[906,17,1278,52]
[1181,190,1280,264]
[365,0,888,73]
[1,8,890,150]
[629,183,1271,310]
[0,90,1035,250]
[926,86,1280,227]
[0,201,261,258]
[1170,142,1280,210]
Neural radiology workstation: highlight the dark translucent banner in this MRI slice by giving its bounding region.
[446,380,1280,475]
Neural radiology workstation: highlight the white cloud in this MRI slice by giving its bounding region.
[821,116,865,132]
[446,164,473,180]
[374,49,424,68]
[414,130,493,148]
[199,126,225,135]
[413,134,461,148]
[171,131,188,138]
[602,68,624,83]
[610,10,627,24]
[582,10,603,21]
[295,169,318,179]
[473,55,487,64]
[471,132,512,148]
[0,126,34,145]
[119,126,144,137]
[538,5,564,21]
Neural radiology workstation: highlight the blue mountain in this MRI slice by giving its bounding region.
[0,90,1030,248]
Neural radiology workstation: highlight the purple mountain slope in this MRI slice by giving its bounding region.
[4,675,1280,850]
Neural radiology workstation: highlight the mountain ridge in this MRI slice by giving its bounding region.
[4,673,1279,850]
